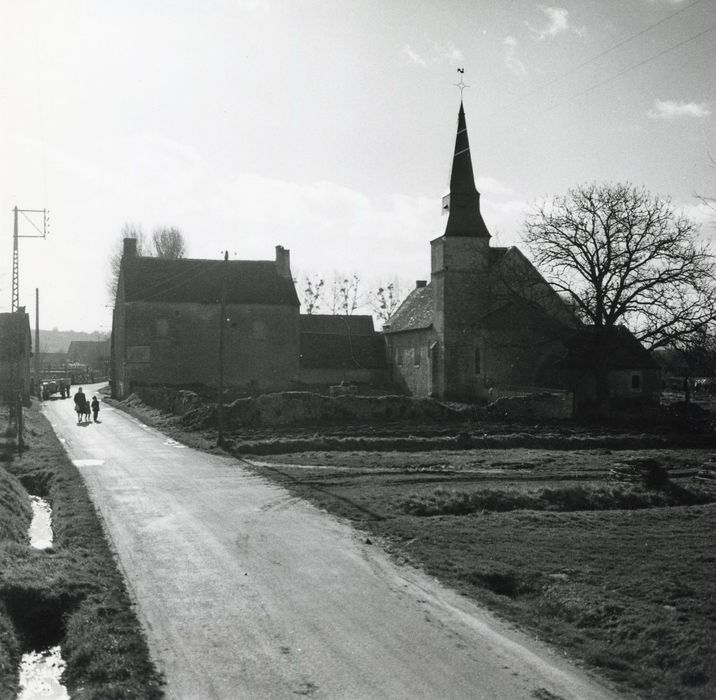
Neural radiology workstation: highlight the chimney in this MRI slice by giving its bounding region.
[415,280,427,288]
[275,245,291,279]
[123,238,138,258]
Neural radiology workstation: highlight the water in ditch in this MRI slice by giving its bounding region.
[28,495,53,549]
[18,646,70,699]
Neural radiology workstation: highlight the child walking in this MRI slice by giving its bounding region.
[91,396,100,423]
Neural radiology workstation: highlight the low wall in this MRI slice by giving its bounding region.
[486,391,573,421]
[222,392,465,428]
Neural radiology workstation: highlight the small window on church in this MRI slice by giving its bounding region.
[414,342,420,366]
[252,320,267,341]
[631,373,641,391]
[395,347,402,365]
[474,347,481,375]
[156,319,169,338]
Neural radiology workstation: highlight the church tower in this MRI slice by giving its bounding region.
[430,100,491,399]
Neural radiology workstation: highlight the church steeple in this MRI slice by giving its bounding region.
[443,101,490,238]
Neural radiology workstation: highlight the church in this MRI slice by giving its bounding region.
[111,98,660,409]
[383,99,660,405]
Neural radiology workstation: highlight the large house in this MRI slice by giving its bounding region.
[111,98,659,409]
[111,243,386,398]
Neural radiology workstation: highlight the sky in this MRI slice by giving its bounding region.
[1,0,714,333]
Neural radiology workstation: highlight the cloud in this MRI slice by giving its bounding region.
[504,36,527,78]
[437,42,464,64]
[402,42,463,67]
[527,6,585,40]
[403,44,427,66]
[647,99,711,119]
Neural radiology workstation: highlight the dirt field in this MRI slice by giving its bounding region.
[236,446,716,699]
[114,390,716,700]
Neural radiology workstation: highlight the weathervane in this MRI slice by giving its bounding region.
[454,68,469,98]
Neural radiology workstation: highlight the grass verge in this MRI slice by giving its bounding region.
[0,400,163,699]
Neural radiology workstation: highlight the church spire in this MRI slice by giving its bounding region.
[443,100,491,238]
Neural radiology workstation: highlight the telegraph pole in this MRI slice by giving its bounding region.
[11,206,49,311]
[35,288,40,398]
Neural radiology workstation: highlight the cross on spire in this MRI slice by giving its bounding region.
[454,68,469,98]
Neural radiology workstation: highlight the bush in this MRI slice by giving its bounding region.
[401,483,714,517]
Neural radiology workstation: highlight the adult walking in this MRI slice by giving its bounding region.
[73,387,86,424]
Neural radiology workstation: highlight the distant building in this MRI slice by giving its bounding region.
[0,309,32,402]
[67,339,111,370]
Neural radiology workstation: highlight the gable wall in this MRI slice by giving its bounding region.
[115,301,299,397]
[385,328,437,397]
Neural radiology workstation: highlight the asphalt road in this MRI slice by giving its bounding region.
[43,386,619,699]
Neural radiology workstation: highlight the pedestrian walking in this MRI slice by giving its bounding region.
[91,396,100,423]
[73,387,86,424]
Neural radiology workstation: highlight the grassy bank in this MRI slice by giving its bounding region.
[0,400,163,698]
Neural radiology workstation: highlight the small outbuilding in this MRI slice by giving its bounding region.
[0,309,32,402]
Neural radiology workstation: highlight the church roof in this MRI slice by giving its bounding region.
[558,326,660,370]
[443,101,491,239]
[119,257,300,306]
[383,284,434,334]
[384,249,510,334]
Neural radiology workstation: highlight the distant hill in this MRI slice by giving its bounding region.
[38,329,110,353]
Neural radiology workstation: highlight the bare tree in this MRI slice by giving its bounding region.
[329,273,361,316]
[108,223,187,301]
[152,226,186,259]
[297,274,325,315]
[368,278,408,325]
[107,223,147,299]
[523,182,716,352]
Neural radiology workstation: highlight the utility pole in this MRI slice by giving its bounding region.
[217,250,228,447]
[35,288,40,398]
[11,206,49,311]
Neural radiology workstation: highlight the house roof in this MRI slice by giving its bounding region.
[299,314,375,335]
[120,257,299,306]
[383,284,434,334]
[559,326,660,371]
[300,332,387,370]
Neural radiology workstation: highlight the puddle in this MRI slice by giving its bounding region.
[18,645,70,699]
[71,459,104,467]
[29,496,53,549]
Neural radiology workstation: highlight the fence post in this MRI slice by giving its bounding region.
[16,392,23,454]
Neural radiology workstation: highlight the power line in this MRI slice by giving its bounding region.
[544,23,716,114]
[504,0,707,110]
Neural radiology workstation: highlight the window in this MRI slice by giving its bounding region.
[474,347,481,375]
[631,373,641,391]
[252,320,267,341]
[414,342,421,366]
[156,319,169,338]
[395,347,402,366]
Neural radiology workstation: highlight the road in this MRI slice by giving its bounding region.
[43,386,619,699]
